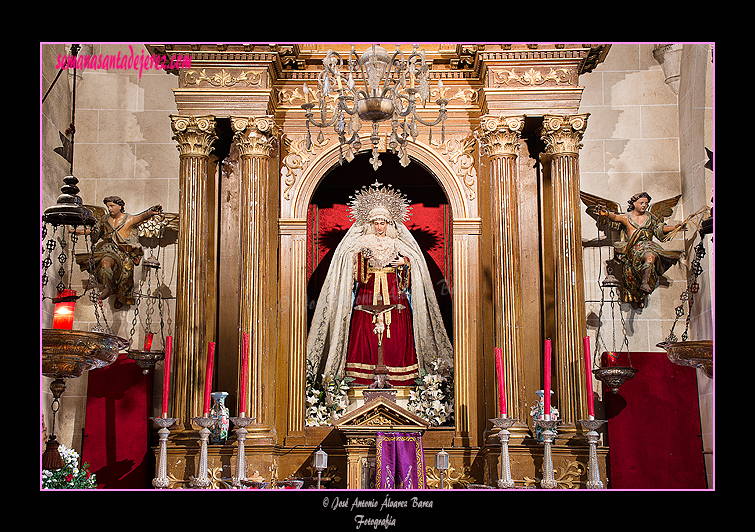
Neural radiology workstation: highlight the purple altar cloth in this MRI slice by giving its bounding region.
[376,432,426,489]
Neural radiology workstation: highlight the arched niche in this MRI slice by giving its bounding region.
[288,138,472,221]
[279,137,483,446]
[306,151,454,341]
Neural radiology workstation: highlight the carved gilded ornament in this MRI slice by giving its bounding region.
[425,464,477,489]
[540,114,589,155]
[440,135,478,200]
[494,67,572,87]
[170,115,218,157]
[183,68,262,87]
[476,114,525,157]
[277,86,478,107]
[230,116,279,158]
[523,457,586,489]
[280,133,330,200]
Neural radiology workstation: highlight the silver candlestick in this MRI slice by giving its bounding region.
[533,418,561,489]
[578,418,607,489]
[229,416,256,488]
[490,417,518,488]
[190,416,218,488]
[150,417,177,489]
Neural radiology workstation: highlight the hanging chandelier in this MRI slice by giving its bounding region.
[302,44,449,171]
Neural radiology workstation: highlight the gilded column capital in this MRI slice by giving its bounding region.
[170,115,218,157]
[231,115,279,158]
[540,113,590,155]
[476,114,525,157]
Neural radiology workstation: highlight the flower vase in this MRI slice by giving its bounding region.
[209,391,230,443]
[530,390,559,442]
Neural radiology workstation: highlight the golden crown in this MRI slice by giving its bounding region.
[348,181,412,226]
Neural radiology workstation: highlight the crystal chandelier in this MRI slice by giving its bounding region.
[302,44,448,171]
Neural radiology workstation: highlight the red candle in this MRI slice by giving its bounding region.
[53,289,76,330]
[583,336,595,419]
[240,332,250,417]
[162,336,172,418]
[495,347,507,417]
[144,332,154,352]
[544,338,552,420]
[203,342,216,416]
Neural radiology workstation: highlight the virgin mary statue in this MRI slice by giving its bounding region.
[306,181,453,387]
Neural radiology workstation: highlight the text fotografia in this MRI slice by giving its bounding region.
[56,45,190,78]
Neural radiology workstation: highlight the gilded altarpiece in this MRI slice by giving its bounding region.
[149,44,610,488]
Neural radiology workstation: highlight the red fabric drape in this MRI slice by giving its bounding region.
[600,351,707,489]
[81,353,152,489]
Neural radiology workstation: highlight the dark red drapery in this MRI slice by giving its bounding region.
[600,351,707,489]
[81,353,152,489]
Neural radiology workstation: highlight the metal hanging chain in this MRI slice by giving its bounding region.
[82,227,111,334]
[664,239,706,344]
[49,394,60,439]
[592,211,627,366]
[617,294,632,367]
[41,223,59,300]
[592,212,608,368]
[129,219,172,350]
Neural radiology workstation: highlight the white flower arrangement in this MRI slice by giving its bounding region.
[41,443,97,489]
[305,362,354,426]
[408,357,454,427]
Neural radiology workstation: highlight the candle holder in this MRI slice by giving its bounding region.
[190,416,218,488]
[229,416,256,488]
[150,416,177,489]
[578,418,607,489]
[533,418,561,489]
[314,445,328,489]
[435,448,449,489]
[489,417,518,488]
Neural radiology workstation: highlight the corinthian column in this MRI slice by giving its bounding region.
[231,116,279,436]
[476,115,528,426]
[170,115,218,426]
[540,113,590,425]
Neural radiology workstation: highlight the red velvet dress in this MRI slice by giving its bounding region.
[344,252,419,386]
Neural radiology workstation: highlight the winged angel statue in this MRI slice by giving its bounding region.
[75,196,178,309]
[580,190,685,307]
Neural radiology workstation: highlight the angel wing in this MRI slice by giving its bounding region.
[580,190,621,218]
[648,194,682,222]
[83,204,107,221]
[136,211,179,239]
[579,190,623,244]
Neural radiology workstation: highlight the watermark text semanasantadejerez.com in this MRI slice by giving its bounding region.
[56,45,191,78]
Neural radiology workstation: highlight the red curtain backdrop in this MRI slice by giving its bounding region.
[81,353,152,489]
[600,351,707,489]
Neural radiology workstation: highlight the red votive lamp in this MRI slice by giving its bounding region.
[53,289,76,330]
[143,332,154,352]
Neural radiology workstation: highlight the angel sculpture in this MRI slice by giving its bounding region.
[75,196,177,309]
[581,191,685,306]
